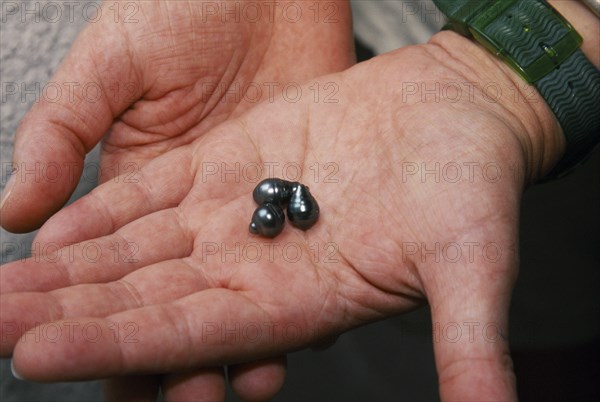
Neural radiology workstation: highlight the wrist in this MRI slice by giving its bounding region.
[430,0,599,183]
[428,31,566,183]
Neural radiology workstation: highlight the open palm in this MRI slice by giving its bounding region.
[1,32,563,401]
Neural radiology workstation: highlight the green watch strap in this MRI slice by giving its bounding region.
[433,0,600,179]
[538,49,600,177]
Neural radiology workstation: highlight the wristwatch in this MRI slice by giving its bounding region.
[432,0,600,179]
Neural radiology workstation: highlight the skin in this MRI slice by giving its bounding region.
[1,1,598,401]
[1,30,568,401]
[0,0,354,231]
[0,0,354,400]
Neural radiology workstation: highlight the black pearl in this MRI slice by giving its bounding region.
[287,184,320,230]
[252,178,294,205]
[249,203,285,238]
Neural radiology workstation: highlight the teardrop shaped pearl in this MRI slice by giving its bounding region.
[287,184,319,230]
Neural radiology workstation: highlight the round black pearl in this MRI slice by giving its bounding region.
[287,184,320,230]
[249,203,285,238]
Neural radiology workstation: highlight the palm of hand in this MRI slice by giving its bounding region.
[3,35,532,400]
[93,0,351,177]
[99,3,267,165]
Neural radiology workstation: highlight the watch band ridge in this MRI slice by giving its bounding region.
[540,50,600,176]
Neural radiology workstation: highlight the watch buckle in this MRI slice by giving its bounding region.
[463,0,583,83]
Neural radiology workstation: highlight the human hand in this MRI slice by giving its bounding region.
[0,0,353,233]
[0,0,353,400]
[1,31,565,401]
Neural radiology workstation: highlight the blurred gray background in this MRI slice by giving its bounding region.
[1,1,599,401]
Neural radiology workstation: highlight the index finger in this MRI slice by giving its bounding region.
[11,288,321,381]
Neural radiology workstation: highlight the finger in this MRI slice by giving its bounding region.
[12,289,313,381]
[0,8,141,233]
[0,292,62,357]
[103,375,161,402]
[161,368,226,402]
[0,258,209,356]
[34,146,194,247]
[425,259,518,400]
[228,356,287,402]
[310,335,340,351]
[0,208,193,293]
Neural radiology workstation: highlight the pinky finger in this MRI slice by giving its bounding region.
[228,356,287,402]
[103,375,160,402]
[161,368,226,402]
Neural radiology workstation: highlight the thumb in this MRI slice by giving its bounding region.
[0,9,141,233]
[426,251,518,401]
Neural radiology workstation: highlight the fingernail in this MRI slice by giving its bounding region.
[11,359,24,380]
[0,174,15,210]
